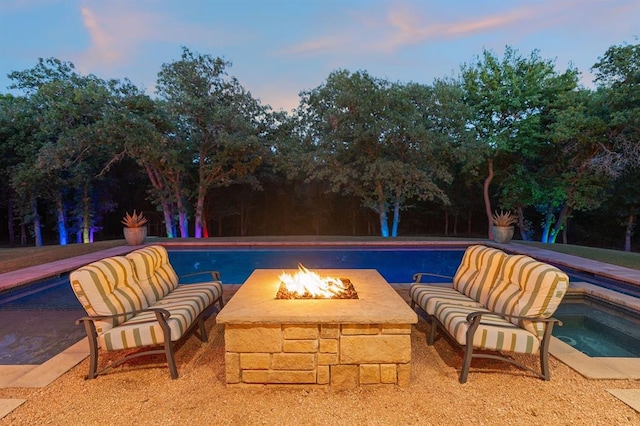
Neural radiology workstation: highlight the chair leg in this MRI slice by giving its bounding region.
[427,316,438,345]
[539,322,556,381]
[198,315,208,342]
[155,311,179,379]
[164,340,179,379]
[81,320,99,379]
[218,296,225,310]
[459,314,482,383]
[459,343,474,384]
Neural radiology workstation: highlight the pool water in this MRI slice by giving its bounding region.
[168,247,466,284]
[0,275,85,365]
[1,246,639,364]
[553,297,640,357]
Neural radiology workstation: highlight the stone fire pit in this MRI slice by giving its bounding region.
[216,269,418,388]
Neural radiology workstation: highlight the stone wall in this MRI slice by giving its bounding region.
[224,323,412,388]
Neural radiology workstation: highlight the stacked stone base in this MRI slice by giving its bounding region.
[224,323,412,388]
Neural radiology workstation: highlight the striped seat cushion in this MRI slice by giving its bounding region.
[435,302,541,354]
[485,255,569,337]
[70,256,149,334]
[453,245,507,304]
[126,245,179,305]
[99,282,220,351]
[409,284,482,315]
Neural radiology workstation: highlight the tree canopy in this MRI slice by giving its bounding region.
[1,42,639,251]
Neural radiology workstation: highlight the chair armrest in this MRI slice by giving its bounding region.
[466,310,562,326]
[75,307,172,326]
[412,272,453,283]
[180,270,221,281]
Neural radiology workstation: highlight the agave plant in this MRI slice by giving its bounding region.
[491,210,517,227]
[121,210,148,228]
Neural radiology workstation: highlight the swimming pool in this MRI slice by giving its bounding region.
[1,246,639,364]
[553,295,640,357]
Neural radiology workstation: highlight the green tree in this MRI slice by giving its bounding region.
[0,94,28,245]
[590,41,640,249]
[539,88,613,243]
[109,87,183,238]
[156,47,265,238]
[8,58,125,244]
[298,70,452,237]
[461,46,579,239]
[427,78,479,236]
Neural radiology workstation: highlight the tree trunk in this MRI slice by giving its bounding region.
[624,208,635,252]
[517,206,529,241]
[453,213,458,235]
[178,211,188,237]
[375,181,389,237]
[143,163,174,238]
[56,193,68,245]
[549,204,572,244]
[160,200,174,238]
[20,222,27,246]
[483,158,495,239]
[7,196,15,246]
[379,209,389,237]
[169,181,188,238]
[32,200,43,247]
[391,195,400,237]
[541,204,553,243]
[444,209,449,236]
[82,184,91,244]
[194,183,207,238]
[168,176,188,237]
[240,205,249,237]
[203,220,209,238]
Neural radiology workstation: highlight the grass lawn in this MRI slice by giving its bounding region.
[0,240,126,274]
[519,241,640,271]
[0,237,638,274]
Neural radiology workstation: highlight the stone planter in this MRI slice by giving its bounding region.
[123,226,147,246]
[492,225,514,244]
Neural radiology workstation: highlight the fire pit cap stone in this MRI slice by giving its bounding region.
[217,269,418,325]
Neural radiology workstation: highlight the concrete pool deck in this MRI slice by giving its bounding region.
[0,240,639,417]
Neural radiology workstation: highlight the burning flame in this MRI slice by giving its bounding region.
[279,264,346,298]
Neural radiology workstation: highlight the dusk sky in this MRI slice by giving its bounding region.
[1,0,638,112]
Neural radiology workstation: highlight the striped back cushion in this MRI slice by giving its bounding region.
[485,255,569,337]
[453,245,507,304]
[126,245,178,305]
[69,256,149,333]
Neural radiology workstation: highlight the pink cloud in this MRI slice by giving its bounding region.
[382,4,536,51]
[279,0,638,60]
[80,6,123,67]
[75,2,225,76]
[276,36,346,56]
[277,2,537,58]
[382,0,640,51]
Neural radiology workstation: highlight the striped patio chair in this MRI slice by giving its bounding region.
[70,245,224,379]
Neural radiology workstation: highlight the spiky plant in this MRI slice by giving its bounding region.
[491,210,517,227]
[121,210,148,228]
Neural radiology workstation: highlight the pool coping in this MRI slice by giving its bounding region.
[0,241,638,396]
